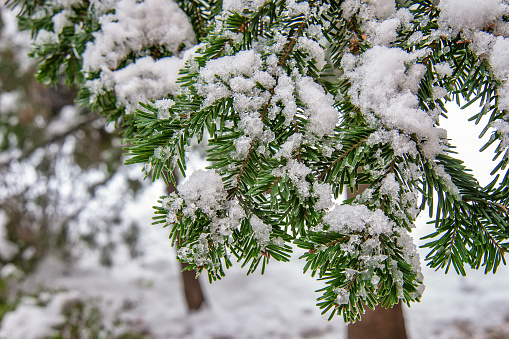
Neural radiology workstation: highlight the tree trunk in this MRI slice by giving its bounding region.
[346,186,407,339]
[167,174,207,311]
[347,303,407,339]
[179,262,207,310]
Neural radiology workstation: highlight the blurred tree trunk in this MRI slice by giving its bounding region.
[346,186,407,339]
[167,173,206,311]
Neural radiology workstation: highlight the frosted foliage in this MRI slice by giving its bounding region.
[90,0,121,16]
[234,135,253,158]
[489,37,509,81]
[437,0,508,38]
[339,0,403,46]
[470,34,509,111]
[433,164,460,197]
[250,215,272,246]
[312,182,333,210]
[296,76,338,137]
[284,159,312,197]
[271,74,297,123]
[492,120,509,150]
[210,201,246,240]
[286,0,311,17]
[324,204,395,236]
[434,62,453,77]
[274,133,302,159]
[395,229,425,298]
[296,37,326,70]
[380,173,400,201]
[162,193,183,224]
[344,46,446,159]
[82,0,196,73]
[499,83,509,111]
[177,170,227,218]
[198,50,275,112]
[154,98,176,119]
[51,10,72,35]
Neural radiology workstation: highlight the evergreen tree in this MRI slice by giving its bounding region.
[6,0,509,324]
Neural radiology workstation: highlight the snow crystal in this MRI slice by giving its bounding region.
[286,159,312,197]
[51,10,72,35]
[334,287,350,305]
[163,193,183,224]
[34,29,58,45]
[198,50,274,112]
[379,173,400,202]
[153,145,171,161]
[239,112,265,139]
[274,133,302,159]
[295,76,338,137]
[371,0,396,20]
[223,0,269,13]
[312,182,334,210]
[492,120,509,150]
[286,0,311,17]
[499,84,509,111]
[344,46,446,159]
[470,31,497,57]
[340,0,362,20]
[177,170,226,218]
[433,163,460,197]
[270,74,297,123]
[154,98,176,119]
[489,37,509,81]
[154,98,176,110]
[234,135,253,158]
[296,37,326,70]
[370,17,400,46]
[434,62,453,77]
[250,215,272,246]
[324,204,394,236]
[432,86,448,100]
[437,0,507,38]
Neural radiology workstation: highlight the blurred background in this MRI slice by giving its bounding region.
[1,4,509,339]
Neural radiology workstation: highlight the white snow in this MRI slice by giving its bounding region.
[437,0,507,38]
[343,46,447,160]
[250,214,272,246]
[83,0,195,73]
[81,0,196,112]
[177,169,226,219]
[223,0,269,13]
[0,292,81,339]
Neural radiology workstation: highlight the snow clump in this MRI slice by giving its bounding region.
[343,46,447,160]
[82,0,196,112]
[177,169,227,219]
